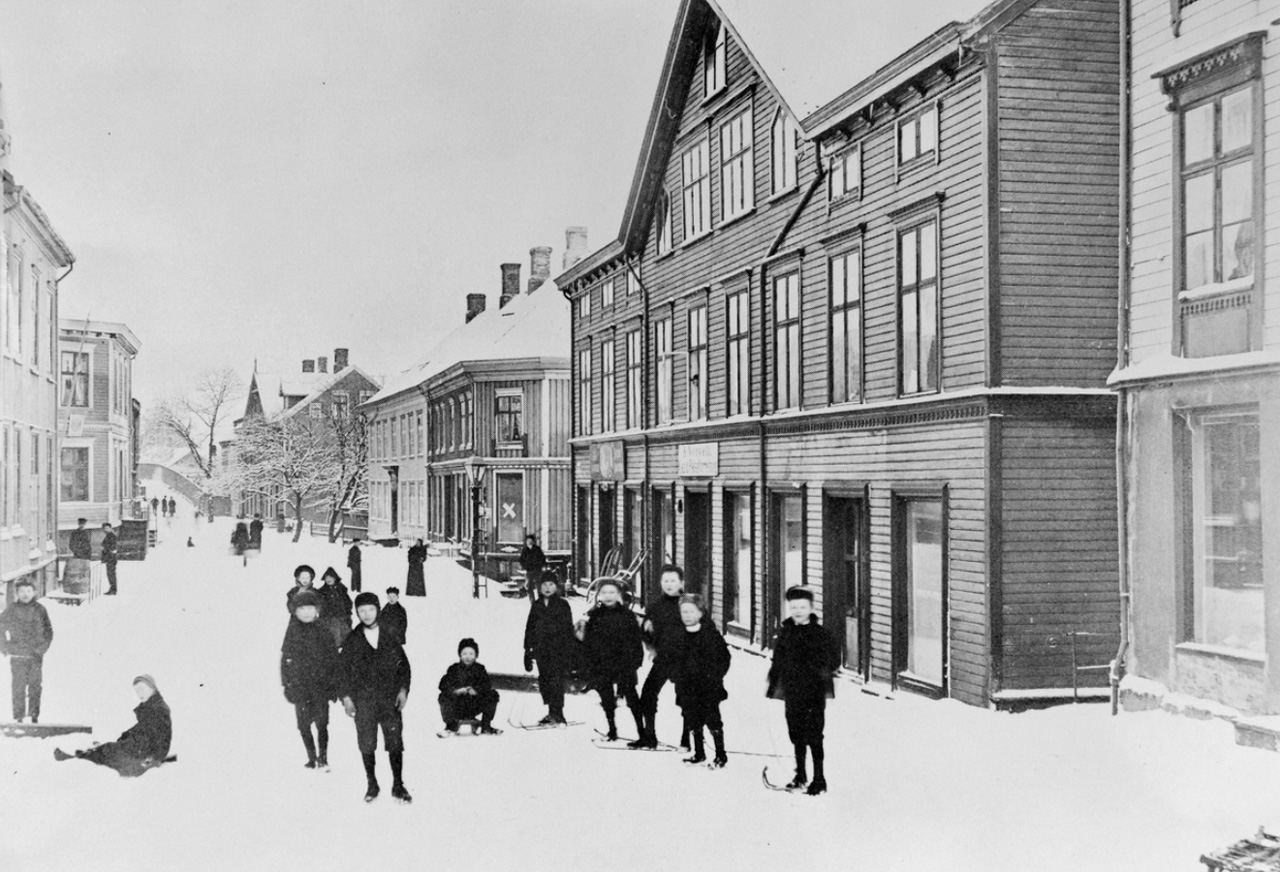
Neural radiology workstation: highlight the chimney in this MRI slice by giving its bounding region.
[466,293,487,323]
[334,348,349,372]
[500,262,521,309]
[302,359,315,373]
[317,356,328,373]
[563,226,589,270]
[528,245,552,294]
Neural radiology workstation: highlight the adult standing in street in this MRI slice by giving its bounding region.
[405,539,427,597]
[347,538,363,593]
[149,496,159,518]
[519,534,546,601]
[249,514,264,551]
[101,522,119,596]
[69,518,92,561]
[0,578,54,724]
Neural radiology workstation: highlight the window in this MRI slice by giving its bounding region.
[772,111,798,194]
[727,290,750,416]
[725,491,752,628]
[47,285,55,374]
[831,249,863,403]
[61,351,89,407]
[310,403,323,420]
[627,268,641,297]
[6,246,20,355]
[601,338,616,432]
[578,288,593,320]
[682,140,712,240]
[358,390,374,404]
[601,279,614,309]
[704,21,726,97]
[896,497,945,689]
[1184,411,1262,654]
[496,393,522,444]
[416,411,424,455]
[447,400,456,452]
[402,414,410,456]
[31,267,40,367]
[578,346,593,436]
[391,413,399,454]
[773,272,800,411]
[687,306,708,421]
[626,330,642,429]
[898,103,939,165]
[773,492,804,624]
[332,391,349,419]
[720,107,754,220]
[898,219,940,394]
[13,432,21,518]
[1,428,7,526]
[656,193,673,256]
[61,446,89,502]
[655,318,674,425]
[829,145,861,200]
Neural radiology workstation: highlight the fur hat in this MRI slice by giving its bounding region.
[292,589,320,610]
[293,564,316,581]
[354,591,380,612]
[132,674,159,694]
[457,637,479,656]
[784,585,814,602]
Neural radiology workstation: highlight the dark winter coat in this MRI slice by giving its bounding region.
[347,545,362,570]
[643,593,685,661]
[672,622,731,708]
[519,544,546,576]
[100,531,119,564]
[406,544,427,597]
[523,595,576,669]
[339,623,411,703]
[281,617,339,704]
[114,692,172,761]
[248,519,263,545]
[231,526,249,555]
[316,579,353,642]
[69,527,92,560]
[437,662,493,700]
[581,602,643,684]
[0,600,54,658]
[380,601,408,645]
[766,618,839,703]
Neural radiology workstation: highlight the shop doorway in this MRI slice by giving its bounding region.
[683,489,710,596]
[824,494,870,679]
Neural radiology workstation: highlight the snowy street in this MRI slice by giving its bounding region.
[2,503,1279,872]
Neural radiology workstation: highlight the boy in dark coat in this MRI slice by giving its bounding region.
[519,534,546,600]
[316,567,353,645]
[577,578,643,741]
[767,586,838,795]
[672,594,730,767]
[339,592,412,804]
[0,578,54,722]
[347,539,363,593]
[633,564,686,748]
[379,587,408,646]
[286,565,316,613]
[437,638,501,734]
[101,522,119,595]
[523,572,576,725]
[55,675,172,777]
[281,590,339,769]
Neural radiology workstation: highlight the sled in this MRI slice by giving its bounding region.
[436,718,502,738]
[487,672,591,695]
[1,723,93,738]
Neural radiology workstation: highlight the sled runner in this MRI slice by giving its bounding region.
[761,766,806,793]
[591,730,679,752]
[437,718,502,738]
[507,717,585,731]
[2,723,92,738]
[488,672,591,695]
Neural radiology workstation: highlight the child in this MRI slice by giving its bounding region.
[54,675,172,777]
[0,577,53,723]
[339,592,412,804]
[380,587,408,646]
[280,589,338,770]
[577,578,643,741]
[523,572,576,725]
[766,586,838,796]
[316,567,353,645]
[672,593,730,767]
[437,638,501,734]
[633,564,686,748]
[286,565,316,613]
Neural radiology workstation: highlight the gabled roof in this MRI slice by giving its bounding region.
[280,364,383,420]
[243,371,284,419]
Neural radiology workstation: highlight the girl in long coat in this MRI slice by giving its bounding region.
[405,539,427,597]
[316,567,354,645]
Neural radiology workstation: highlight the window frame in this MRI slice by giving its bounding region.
[896,101,940,170]
[720,105,755,221]
[681,139,712,242]
[578,344,593,437]
[829,246,864,405]
[704,20,726,99]
[829,143,862,201]
[772,271,801,412]
[896,214,942,397]
[626,329,643,429]
[578,287,593,321]
[6,244,22,358]
[891,489,949,697]
[656,192,673,257]
[60,442,92,504]
[655,318,675,425]
[600,336,616,433]
[495,390,524,446]
[60,349,91,408]
[726,289,750,417]
[687,304,709,421]
[601,277,615,309]
[771,109,799,196]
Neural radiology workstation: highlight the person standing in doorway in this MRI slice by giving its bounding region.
[347,539,363,593]
[519,534,546,601]
[101,522,119,596]
[0,578,54,724]
[405,539,427,597]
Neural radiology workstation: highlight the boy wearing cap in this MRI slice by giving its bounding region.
[437,638,501,735]
[766,586,839,796]
[577,578,644,741]
[380,587,408,646]
[339,591,412,804]
[55,676,172,777]
[522,572,576,726]
[0,577,53,723]
[281,589,339,770]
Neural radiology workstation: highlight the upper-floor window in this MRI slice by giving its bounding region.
[46,284,55,375]
[496,392,522,444]
[682,140,712,240]
[391,412,400,453]
[727,290,749,417]
[773,273,801,411]
[416,410,424,455]
[829,145,861,200]
[601,338,616,432]
[656,193,673,256]
[30,266,40,368]
[331,391,349,419]
[687,305,708,421]
[7,246,21,356]
[578,346,593,436]
[771,111,798,194]
[61,445,89,503]
[1182,86,1255,292]
[578,288,593,320]
[358,390,374,404]
[655,318,674,425]
[627,268,641,297]
[446,400,456,451]
[830,249,863,404]
[898,218,940,394]
[61,351,89,407]
[721,107,754,221]
[898,103,939,166]
[626,329,642,428]
[601,278,615,309]
[704,21,726,97]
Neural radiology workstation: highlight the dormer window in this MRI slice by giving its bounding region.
[771,111,799,194]
[705,21,726,98]
[656,192,673,256]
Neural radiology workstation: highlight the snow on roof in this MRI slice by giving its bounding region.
[279,371,328,398]
[714,0,998,121]
[280,364,383,420]
[248,372,284,418]
[365,283,570,406]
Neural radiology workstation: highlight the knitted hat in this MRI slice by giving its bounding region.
[320,567,340,583]
[293,564,316,581]
[132,674,158,694]
[458,637,479,656]
[354,591,380,612]
[784,585,814,602]
[292,589,320,610]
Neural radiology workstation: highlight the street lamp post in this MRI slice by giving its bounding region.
[463,457,487,599]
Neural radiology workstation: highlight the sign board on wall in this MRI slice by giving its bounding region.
[67,415,85,437]
[678,442,719,477]
[590,441,625,481]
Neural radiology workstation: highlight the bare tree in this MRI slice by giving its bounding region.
[322,408,370,542]
[157,368,243,479]
[229,414,339,543]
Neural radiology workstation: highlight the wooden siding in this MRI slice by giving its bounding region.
[995,0,1120,386]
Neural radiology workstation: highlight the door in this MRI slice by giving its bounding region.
[824,495,870,679]
[388,467,400,536]
[495,472,525,545]
[577,486,592,583]
[683,490,710,596]
[599,486,617,569]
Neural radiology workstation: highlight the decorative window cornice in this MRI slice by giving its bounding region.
[1154,31,1266,96]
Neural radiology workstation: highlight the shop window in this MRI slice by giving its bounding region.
[725,491,752,630]
[772,492,804,632]
[61,446,89,503]
[895,497,945,690]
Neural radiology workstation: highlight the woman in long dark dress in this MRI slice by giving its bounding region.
[406,539,427,597]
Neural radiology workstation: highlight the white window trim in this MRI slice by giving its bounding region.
[58,344,94,411]
[896,100,941,172]
[59,437,95,505]
[720,106,755,222]
[771,108,799,197]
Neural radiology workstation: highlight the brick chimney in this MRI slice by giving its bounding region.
[302,359,315,373]
[466,293,487,323]
[334,348,349,372]
[528,245,552,294]
[500,263,521,309]
[563,226,589,270]
[317,356,328,373]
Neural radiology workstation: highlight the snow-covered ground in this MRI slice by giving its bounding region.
[2,499,1279,872]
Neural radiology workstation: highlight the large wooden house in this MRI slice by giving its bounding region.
[557,0,1122,706]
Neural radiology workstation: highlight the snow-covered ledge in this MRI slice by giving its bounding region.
[1108,350,1280,389]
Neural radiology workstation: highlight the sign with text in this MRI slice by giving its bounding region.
[678,442,719,477]
[590,441,625,481]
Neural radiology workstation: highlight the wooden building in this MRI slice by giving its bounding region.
[558,0,1122,706]
[1113,0,1280,717]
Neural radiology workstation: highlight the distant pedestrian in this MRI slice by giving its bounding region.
[54,675,172,777]
[523,571,576,726]
[405,539,427,597]
[339,592,412,804]
[168,497,177,517]
[281,590,338,771]
[380,587,408,646]
[519,534,546,601]
[437,637,500,735]
[633,564,686,749]
[150,497,159,517]
[231,523,250,565]
[249,514,264,551]
[101,522,119,596]
[347,539,363,593]
[0,578,53,724]
[673,593,730,768]
[286,565,316,613]
[316,567,353,645]
[186,537,195,548]
[69,518,92,560]
[577,578,643,742]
